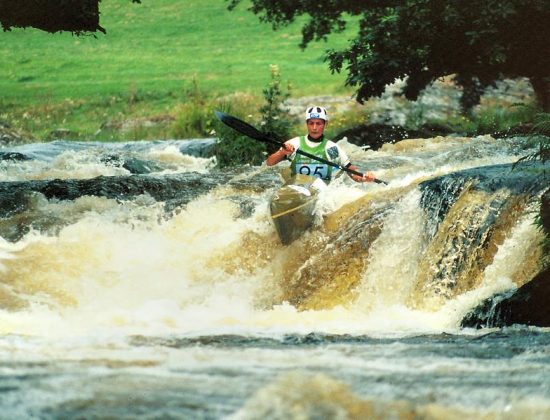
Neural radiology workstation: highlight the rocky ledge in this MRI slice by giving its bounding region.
[461,187,550,328]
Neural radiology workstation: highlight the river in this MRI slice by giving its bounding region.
[0,134,549,419]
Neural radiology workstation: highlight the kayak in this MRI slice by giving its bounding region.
[269,174,323,245]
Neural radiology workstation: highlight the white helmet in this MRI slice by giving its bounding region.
[305,106,328,122]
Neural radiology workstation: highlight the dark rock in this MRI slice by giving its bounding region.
[100,155,163,174]
[418,161,548,301]
[122,158,163,174]
[461,266,550,328]
[456,171,549,329]
[0,169,281,219]
[491,123,534,139]
[0,174,219,219]
[420,162,548,232]
[333,123,453,150]
[0,168,282,241]
[0,151,31,161]
[179,138,216,158]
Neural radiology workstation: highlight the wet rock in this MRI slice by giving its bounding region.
[461,266,550,328]
[334,123,454,151]
[0,167,282,241]
[122,158,163,174]
[414,161,549,305]
[491,123,533,139]
[179,138,216,158]
[0,174,218,219]
[0,151,31,161]
[419,161,548,238]
[100,155,163,174]
[419,161,549,245]
[0,169,281,219]
[420,161,548,219]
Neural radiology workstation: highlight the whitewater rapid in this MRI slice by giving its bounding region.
[0,135,548,418]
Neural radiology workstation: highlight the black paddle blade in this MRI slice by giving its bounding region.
[214,111,282,147]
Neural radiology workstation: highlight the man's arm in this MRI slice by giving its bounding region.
[266,142,295,166]
[336,144,376,183]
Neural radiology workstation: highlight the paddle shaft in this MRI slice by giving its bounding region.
[215,111,388,185]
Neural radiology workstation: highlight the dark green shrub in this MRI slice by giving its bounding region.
[171,80,215,139]
[259,65,294,154]
[214,66,294,167]
[474,104,538,135]
[515,111,550,262]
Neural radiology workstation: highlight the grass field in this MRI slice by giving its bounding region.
[0,0,356,140]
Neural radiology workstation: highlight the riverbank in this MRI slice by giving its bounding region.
[0,77,539,146]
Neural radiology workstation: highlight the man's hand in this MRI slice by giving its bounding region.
[348,165,375,183]
[266,142,295,166]
[361,171,376,182]
[281,142,295,156]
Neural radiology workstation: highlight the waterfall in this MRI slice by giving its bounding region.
[0,136,547,336]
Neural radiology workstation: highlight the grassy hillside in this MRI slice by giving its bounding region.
[0,0,355,140]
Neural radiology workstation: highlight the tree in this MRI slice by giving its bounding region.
[228,0,550,112]
[0,0,140,34]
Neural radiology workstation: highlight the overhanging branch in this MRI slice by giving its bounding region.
[0,0,141,34]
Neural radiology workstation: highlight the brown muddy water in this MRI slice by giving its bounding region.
[0,135,548,419]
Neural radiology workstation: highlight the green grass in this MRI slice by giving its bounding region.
[0,0,355,140]
[2,2,539,142]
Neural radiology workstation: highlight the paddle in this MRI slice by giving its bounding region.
[214,111,388,185]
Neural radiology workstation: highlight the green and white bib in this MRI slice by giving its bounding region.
[291,136,334,181]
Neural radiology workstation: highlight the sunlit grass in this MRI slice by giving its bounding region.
[0,0,352,103]
[0,0,354,139]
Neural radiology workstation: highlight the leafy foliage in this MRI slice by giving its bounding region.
[258,65,294,154]
[531,113,550,165]
[171,80,215,139]
[514,111,550,260]
[229,0,550,112]
[214,120,267,168]
[0,0,99,33]
[541,188,550,263]
[516,112,550,166]
[0,0,141,34]
[215,66,295,167]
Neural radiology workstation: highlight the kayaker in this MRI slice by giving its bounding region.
[266,105,376,183]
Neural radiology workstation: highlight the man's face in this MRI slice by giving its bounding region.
[306,118,326,139]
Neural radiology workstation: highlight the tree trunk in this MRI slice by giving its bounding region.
[530,76,550,113]
[454,74,484,116]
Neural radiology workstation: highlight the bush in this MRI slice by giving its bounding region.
[473,104,538,134]
[171,80,215,139]
[258,65,294,154]
[213,97,265,168]
[214,123,267,168]
[214,66,294,167]
[515,111,550,262]
[515,111,550,164]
